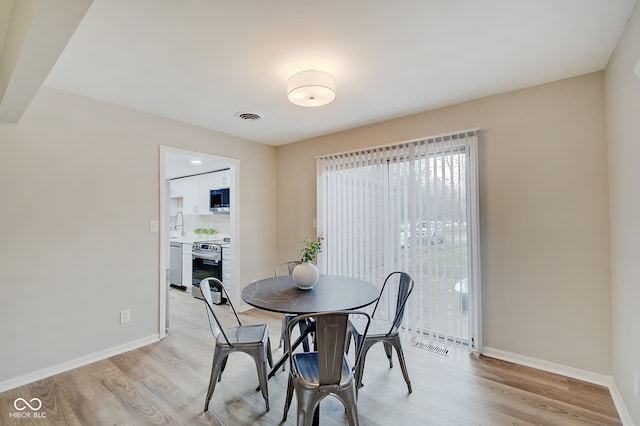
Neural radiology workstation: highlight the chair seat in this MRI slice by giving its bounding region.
[292,352,354,388]
[219,324,269,346]
[350,317,395,338]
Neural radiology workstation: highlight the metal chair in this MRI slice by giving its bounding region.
[347,271,414,393]
[199,277,273,412]
[275,261,313,353]
[283,311,371,426]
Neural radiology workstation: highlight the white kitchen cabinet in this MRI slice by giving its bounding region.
[170,176,198,214]
[217,169,231,188]
[170,175,205,214]
[170,170,228,215]
[197,173,216,214]
[222,245,232,296]
[169,177,185,198]
[184,181,200,214]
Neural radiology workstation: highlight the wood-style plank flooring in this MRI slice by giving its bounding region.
[0,288,622,425]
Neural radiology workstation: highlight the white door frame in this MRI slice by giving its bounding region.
[158,145,239,339]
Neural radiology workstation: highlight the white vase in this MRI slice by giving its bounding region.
[292,262,319,290]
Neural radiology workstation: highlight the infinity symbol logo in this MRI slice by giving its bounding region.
[13,397,43,411]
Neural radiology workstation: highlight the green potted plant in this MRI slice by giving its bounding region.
[293,237,323,290]
[299,236,323,262]
[194,228,216,239]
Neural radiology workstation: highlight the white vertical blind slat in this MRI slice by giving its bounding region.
[316,130,480,350]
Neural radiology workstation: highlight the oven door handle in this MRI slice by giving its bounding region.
[193,253,221,261]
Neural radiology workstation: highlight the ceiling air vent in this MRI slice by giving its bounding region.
[236,112,262,121]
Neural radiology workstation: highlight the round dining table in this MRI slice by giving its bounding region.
[241,274,379,315]
[241,274,379,380]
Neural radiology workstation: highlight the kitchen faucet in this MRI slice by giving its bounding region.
[174,211,185,236]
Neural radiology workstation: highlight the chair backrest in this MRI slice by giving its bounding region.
[200,277,241,346]
[275,261,300,276]
[371,272,414,335]
[287,311,370,386]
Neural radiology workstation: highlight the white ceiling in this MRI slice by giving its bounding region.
[2,0,637,146]
[165,152,230,180]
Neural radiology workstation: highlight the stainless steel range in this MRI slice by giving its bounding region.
[191,242,225,303]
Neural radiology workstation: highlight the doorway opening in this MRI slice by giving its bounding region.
[159,146,239,339]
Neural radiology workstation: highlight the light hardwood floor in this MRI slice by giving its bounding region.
[0,288,622,425]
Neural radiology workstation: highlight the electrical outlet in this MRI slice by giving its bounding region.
[634,370,639,398]
[120,309,131,324]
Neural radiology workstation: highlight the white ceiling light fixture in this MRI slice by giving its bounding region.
[287,70,336,107]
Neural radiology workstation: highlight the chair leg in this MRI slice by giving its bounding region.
[296,391,321,426]
[391,337,412,393]
[337,386,360,426]
[383,342,394,368]
[218,355,229,382]
[253,353,270,412]
[279,316,287,348]
[354,340,373,389]
[282,373,295,421]
[282,335,289,372]
[204,353,227,411]
[266,337,274,368]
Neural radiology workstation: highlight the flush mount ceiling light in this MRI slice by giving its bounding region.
[287,70,336,107]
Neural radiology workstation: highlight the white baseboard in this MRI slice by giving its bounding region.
[482,346,634,426]
[607,381,636,426]
[0,334,160,393]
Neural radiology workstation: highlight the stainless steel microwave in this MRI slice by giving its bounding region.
[209,188,230,212]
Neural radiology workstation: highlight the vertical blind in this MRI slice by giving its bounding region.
[316,129,481,350]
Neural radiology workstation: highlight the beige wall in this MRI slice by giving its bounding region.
[605,2,640,423]
[0,87,277,382]
[276,72,612,374]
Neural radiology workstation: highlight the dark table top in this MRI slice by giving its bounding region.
[241,274,379,315]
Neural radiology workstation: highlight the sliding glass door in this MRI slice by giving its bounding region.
[316,129,481,350]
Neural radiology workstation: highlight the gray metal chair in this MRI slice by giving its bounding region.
[347,271,414,393]
[275,261,312,353]
[199,277,273,412]
[283,311,371,426]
